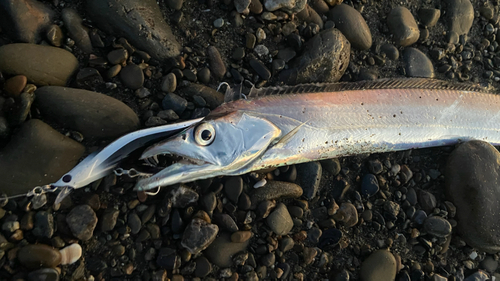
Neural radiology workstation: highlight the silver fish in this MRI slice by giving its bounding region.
[134,78,500,191]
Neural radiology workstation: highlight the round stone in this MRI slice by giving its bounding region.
[266,203,293,235]
[360,250,397,281]
[328,4,372,50]
[387,7,420,47]
[120,63,144,89]
[3,75,27,97]
[17,244,62,269]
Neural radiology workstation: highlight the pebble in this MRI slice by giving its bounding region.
[234,0,251,13]
[297,5,323,29]
[249,58,271,80]
[161,73,177,93]
[171,185,199,208]
[197,67,210,84]
[207,46,226,80]
[0,43,78,86]
[444,0,474,36]
[250,181,303,208]
[120,63,144,90]
[403,48,435,78]
[445,140,500,253]
[249,0,263,13]
[264,0,306,13]
[205,232,251,267]
[17,244,62,269]
[162,93,188,115]
[3,75,27,97]
[361,174,379,197]
[0,0,54,43]
[0,119,84,196]
[297,162,322,199]
[280,28,349,84]
[266,203,293,235]
[108,48,128,65]
[231,231,252,243]
[87,0,181,60]
[62,8,93,53]
[32,211,54,238]
[66,205,98,241]
[418,8,440,27]
[360,250,397,281]
[225,177,243,204]
[418,189,437,214]
[158,109,179,121]
[333,203,358,227]
[214,213,239,232]
[387,7,420,47]
[35,86,140,139]
[59,243,82,265]
[166,0,184,10]
[423,216,452,237]
[46,24,64,47]
[194,256,212,277]
[181,84,224,109]
[128,212,142,234]
[380,43,399,60]
[328,4,372,50]
[181,218,219,254]
[27,268,59,281]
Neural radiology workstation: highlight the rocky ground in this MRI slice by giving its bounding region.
[1,0,500,280]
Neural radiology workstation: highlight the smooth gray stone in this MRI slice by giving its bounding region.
[0,44,78,86]
[35,86,140,139]
[87,0,181,60]
[62,8,93,53]
[0,119,84,196]
[387,7,420,47]
[444,0,474,36]
[403,48,435,78]
[0,0,54,43]
[204,232,251,267]
[360,250,397,281]
[328,4,372,50]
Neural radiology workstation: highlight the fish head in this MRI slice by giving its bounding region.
[135,111,281,190]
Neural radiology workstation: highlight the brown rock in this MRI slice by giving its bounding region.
[17,244,62,269]
[3,75,27,97]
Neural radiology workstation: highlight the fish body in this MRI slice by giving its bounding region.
[135,79,500,191]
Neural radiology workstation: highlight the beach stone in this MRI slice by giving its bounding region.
[225,177,243,204]
[166,0,184,10]
[249,0,263,14]
[46,24,64,47]
[161,73,177,93]
[194,256,212,277]
[403,48,435,78]
[250,181,303,208]
[205,232,251,267]
[296,162,322,199]
[0,0,54,43]
[100,209,120,232]
[380,43,399,60]
[108,49,128,65]
[32,211,54,238]
[0,119,84,196]
[281,28,349,84]
[3,75,27,97]
[162,93,188,115]
[181,218,219,254]
[264,0,306,14]
[333,202,358,227]
[266,203,293,235]
[423,216,452,237]
[181,84,224,109]
[214,213,239,233]
[387,7,420,47]
[328,4,372,50]
[66,205,98,241]
[234,0,251,13]
[17,244,62,269]
[171,185,199,208]
[35,86,140,139]
[62,8,93,53]
[249,59,271,80]
[297,5,323,28]
[445,140,500,253]
[444,0,473,36]
[0,44,78,86]
[207,46,226,80]
[361,174,379,197]
[27,268,59,281]
[87,0,181,60]
[360,250,397,281]
[418,8,441,27]
[231,231,252,243]
[128,212,142,235]
[120,64,144,90]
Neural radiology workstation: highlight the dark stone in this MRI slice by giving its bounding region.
[403,48,435,78]
[296,162,322,199]
[423,216,452,237]
[361,174,379,197]
[32,211,54,238]
[120,63,144,89]
[387,7,420,47]
[418,8,441,27]
[86,0,181,60]
[62,8,93,53]
[162,93,188,115]
[100,208,120,232]
[250,181,303,208]
[0,119,84,196]
[205,232,251,267]
[380,44,399,60]
[249,59,271,80]
[214,213,239,232]
[35,86,140,139]
[181,218,219,254]
[181,84,224,109]
[17,244,62,269]
[444,0,473,36]
[328,4,372,50]
[194,257,212,277]
[27,268,59,281]
[318,228,342,249]
[225,177,243,204]
[66,205,98,241]
[207,46,226,80]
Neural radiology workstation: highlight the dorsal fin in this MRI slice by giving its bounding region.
[247,78,493,98]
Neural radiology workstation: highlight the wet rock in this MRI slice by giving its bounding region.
[120,63,144,90]
[205,232,251,267]
[249,59,271,80]
[27,268,59,281]
[35,86,140,139]
[423,216,452,237]
[266,203,293,235]
[66,205,98,241]
[444,0,473,37]
[32,211,54,238]
[171,185,199,208]
[162,93,188,115]
[445,140,500,253]
[418,8,441,27]
[62,8,92,53]
[328,4,372,50]
[181,84,224,109]
[207,46,226,80]
[360,250,397,281]
[264,0,306,14]
[181,218,219,254]
[18,244,62,269]
[0,0,54,43]
[297,162,322,199]
[361,174,379,197]
[0,119,84,196]
[87,0,181,60]
[387,7,420,47]
[403,48,435,78]
[0,44,78,86]
[250,181,303,208]
[281,28,350,84]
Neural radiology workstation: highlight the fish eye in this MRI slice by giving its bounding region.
[194,122,216,146]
